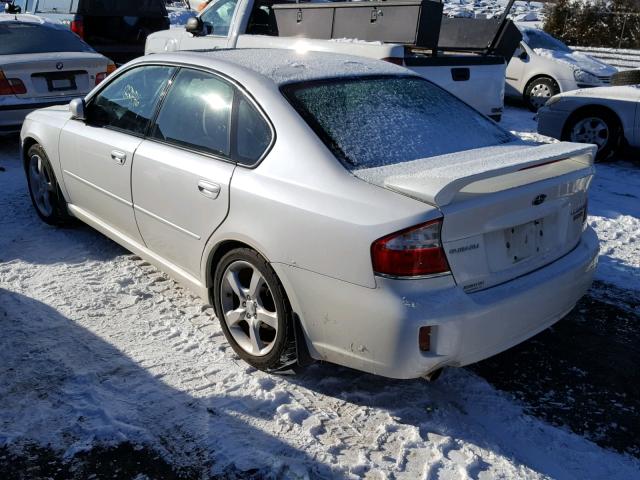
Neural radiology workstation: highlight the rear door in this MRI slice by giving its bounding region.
[131,68,238,277]
[60,64,175,244]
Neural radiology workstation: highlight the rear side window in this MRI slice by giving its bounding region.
[235,96,272,165]
[35,0,74,13]
[151,68,234,157]
[282,76,515,169]
[87,65,175,135]
[0,23,92,55]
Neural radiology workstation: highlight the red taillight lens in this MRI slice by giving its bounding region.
[0,71,26,95]
[71,18,85,38]
[371,219,450,277]
[96,63,116,85]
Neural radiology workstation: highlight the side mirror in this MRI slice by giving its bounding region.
[6,3,22,13]
[186,16,205,36]
[69,98,86,121]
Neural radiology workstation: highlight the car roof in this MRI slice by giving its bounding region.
[0,13,67,30]
[142,48,411,86]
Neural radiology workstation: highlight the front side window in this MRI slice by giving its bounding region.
[235,96,272,165]
[283,76,515,169]
[151,68,233,157]
[200,0,238,36]
[0,23,92,55]
[87,65,175,135]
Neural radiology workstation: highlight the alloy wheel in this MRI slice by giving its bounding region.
[28,154,54,217]
[570,117,609,150]
[220,260,279,356]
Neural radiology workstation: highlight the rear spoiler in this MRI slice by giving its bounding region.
[383,143,596,207]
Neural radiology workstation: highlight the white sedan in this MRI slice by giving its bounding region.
[20,49,599,379]
[538,82,640,161]
[0,14,114,134]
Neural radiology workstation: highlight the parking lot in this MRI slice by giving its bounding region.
[1,105,639,479]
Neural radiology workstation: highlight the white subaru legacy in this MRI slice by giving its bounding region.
[1,14,115,134]
[20,49,599,379]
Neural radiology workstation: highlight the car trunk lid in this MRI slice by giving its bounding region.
[2,53,108,99]
[353,141,596,292]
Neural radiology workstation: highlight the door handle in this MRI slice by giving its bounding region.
[197,180,221,199]
[110,150,127,165]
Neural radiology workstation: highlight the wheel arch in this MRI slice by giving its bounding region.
[561,104,624,143]
[203,237,316,365]
[21,136,40,171]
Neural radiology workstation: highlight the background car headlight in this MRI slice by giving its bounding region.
[574,69,600,84]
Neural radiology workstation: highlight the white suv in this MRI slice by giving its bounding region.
[506,25,617,111]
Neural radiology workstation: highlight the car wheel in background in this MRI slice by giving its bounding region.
[524,77,560,112]
[610,69,640,86]
[25,144,73,225]
[562,109,622,162]
[214,248,298,373]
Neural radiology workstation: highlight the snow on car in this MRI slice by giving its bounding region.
[20,49,599,380]
[0,14,115,134]
[506,25,617,111]
[537,83,640,161]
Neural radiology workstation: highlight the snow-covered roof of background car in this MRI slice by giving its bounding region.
[0,13,66,28]
[152,48,412,85]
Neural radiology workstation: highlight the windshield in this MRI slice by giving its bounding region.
[522,28,571,52]
[282,76,515,169]
[0,22,94,54]
[35,0,75,13]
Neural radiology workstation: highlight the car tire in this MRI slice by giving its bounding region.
[562,109,622,162]
[25,144,73,225]
[524,77,560,112]
[213,248,298,373]
[610,69,640,86]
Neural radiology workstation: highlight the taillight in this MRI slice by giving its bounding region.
[71,16,84,38]
[0,70,26,95]
[381,57,404,66]
[95,63,116,85]
[371,219,450,277]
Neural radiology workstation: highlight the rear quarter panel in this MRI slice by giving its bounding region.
[200,80,439,290]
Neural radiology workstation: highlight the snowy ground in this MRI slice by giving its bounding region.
[1,107,639,479]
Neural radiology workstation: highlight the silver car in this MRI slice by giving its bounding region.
[20,49,599,379]
[538,84,640,161]
[0,14,114,134]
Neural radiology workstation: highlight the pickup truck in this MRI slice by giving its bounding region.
[145,0,517,120]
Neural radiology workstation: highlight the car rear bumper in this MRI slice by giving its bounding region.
[274,227,598,379]
[0,98,75,134]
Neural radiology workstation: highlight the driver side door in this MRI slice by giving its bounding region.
[60,65,176,244]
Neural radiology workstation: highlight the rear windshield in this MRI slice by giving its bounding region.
[0,23,93,55]
[78,0,166,15]
[282,76,515,169]
[35,0,76,14]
